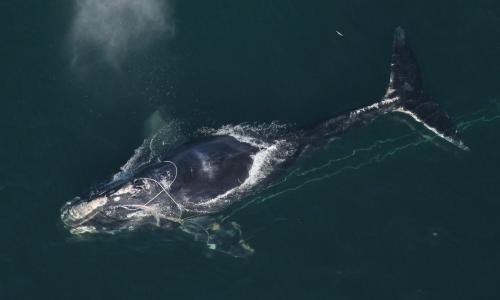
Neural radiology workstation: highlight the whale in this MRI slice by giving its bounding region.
[61,27,468,257]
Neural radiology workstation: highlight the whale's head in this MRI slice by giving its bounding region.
[61,177,180,235]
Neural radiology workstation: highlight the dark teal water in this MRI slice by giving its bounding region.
[2,1,500,299]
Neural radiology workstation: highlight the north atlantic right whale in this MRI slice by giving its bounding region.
[61,27,468,257]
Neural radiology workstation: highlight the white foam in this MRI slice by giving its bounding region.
[211,125,270,148]
[394,107,470,151]
[70,226,98,235]
[112,140,150,182]
[350,97,399,117]
[206,122,290,147]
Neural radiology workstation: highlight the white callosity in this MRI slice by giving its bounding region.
[63,196,108,226]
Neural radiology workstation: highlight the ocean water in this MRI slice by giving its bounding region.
[1,0,500,299]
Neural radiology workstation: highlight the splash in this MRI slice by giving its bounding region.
[111,118,184,182]
[69,0,175,67]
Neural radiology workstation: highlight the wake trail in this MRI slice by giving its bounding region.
[223,105,500,221]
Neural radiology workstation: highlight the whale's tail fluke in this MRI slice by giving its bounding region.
[307,27,468,150]
[384,27,469,150]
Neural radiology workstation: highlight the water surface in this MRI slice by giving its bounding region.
[1,1,500,299]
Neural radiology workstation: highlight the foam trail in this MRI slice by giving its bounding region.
[458,115,500,131]
[222,134,419,221]
[70,0,175,67]
[252,138,428,206]
[259,113,500,203]
[299,133,416,177]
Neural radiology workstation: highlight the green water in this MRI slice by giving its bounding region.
[2,1,500,299]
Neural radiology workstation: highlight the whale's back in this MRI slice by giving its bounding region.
[168,136,258,208]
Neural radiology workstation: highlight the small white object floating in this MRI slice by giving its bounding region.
[336,30,344,37]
